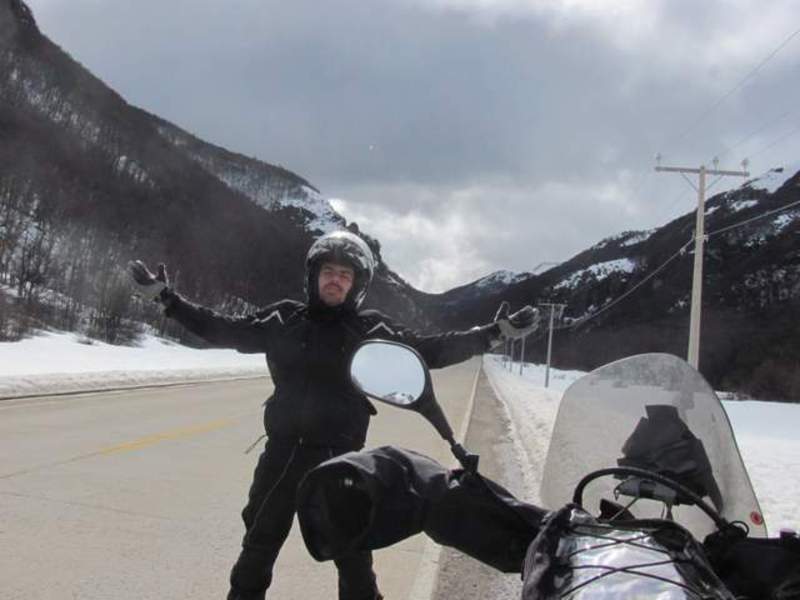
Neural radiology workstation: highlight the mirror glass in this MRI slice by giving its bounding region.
[350,341,426,406]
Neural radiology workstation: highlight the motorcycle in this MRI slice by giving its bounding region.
[296,340,800,599]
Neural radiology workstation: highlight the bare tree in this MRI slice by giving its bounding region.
[14,207,57,307]
[0,177,31,284]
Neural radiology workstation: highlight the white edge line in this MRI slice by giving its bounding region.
[407,357,483,600]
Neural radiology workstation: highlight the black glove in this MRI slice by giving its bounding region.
[493,301,540,340]
[128,260,170,302]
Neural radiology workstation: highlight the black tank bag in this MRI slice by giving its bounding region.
[522,505,735,599]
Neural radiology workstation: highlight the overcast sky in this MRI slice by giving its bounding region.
[25,0,800,292]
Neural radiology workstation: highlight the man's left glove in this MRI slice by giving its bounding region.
[493,301,540,340]
[128,260,170,303]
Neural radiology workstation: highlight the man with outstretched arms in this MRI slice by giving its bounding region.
[130,230,539,600]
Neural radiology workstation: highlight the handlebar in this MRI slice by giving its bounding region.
[572,466,730,532]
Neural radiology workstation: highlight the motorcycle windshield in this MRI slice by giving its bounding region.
[540,353,766,540]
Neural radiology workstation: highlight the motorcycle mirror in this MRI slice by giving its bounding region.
[349,340,479,473]
[349,340,426,408]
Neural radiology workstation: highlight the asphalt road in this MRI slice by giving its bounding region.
[0,357,481,600]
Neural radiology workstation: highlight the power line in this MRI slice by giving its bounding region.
[667,26,800,150]
[659,122,793,227]
[607,26,798,237]
[748,121,800,160]
[553,181,800,332]
[561,239,693,331]
[715,108,797,161]
[597,26,799,244]
[708,194,800,238]
[523,27,800,339]
[657,179,695,222]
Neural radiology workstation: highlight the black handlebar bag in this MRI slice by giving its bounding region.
[296,445,545,573]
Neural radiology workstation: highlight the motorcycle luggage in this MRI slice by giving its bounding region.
[522,505,735,599]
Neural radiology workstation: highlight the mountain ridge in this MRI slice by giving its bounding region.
[2,0,799,400]
[0,0,431,347]
[423,166,800,399]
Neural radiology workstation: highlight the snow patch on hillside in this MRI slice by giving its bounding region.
[773,210,800,233]
[730,198,759,212]
[155,126,346,235]
[554,258,637,290]
[474,270,529,289]
[280,186,344,234]
[620,229,654,247]
[594,230,653,250]
[743,232,768,247]
[208,161,344,233]
[213,165,343,233]
[746,165,800,194]
[114,155,153,186]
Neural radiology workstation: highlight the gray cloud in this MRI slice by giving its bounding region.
[27,0,800,290]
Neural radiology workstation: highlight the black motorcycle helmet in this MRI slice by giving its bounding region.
[305,231,376,310]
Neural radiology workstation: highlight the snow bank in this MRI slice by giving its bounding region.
[0,331,267,398]
[482,356,580,503]
[723,401,800,533]
[484,354,800,535]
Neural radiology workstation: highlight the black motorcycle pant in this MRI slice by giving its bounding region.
[227,438,380,600]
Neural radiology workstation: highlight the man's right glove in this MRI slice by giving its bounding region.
[129,260,170,303]
[493,301,540,340]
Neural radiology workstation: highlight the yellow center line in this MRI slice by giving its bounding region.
[1,413,258,480]
[99,418,233,456]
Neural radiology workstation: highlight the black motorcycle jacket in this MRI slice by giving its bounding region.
[162,292,499,449]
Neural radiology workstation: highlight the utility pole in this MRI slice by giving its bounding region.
[512,338,521,372]
[538,302,566,387]
[655,157,749,369]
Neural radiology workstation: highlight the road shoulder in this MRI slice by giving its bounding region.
[432,367,528,600]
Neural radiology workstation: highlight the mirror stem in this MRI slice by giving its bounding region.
[451,442,479,473]
[417,401,480,473]
[418,400,455,442]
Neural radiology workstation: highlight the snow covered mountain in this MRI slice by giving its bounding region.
[424,270,532,311]
[0,0,427,341]
[3,0,799,399]
[152,120,345,236]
